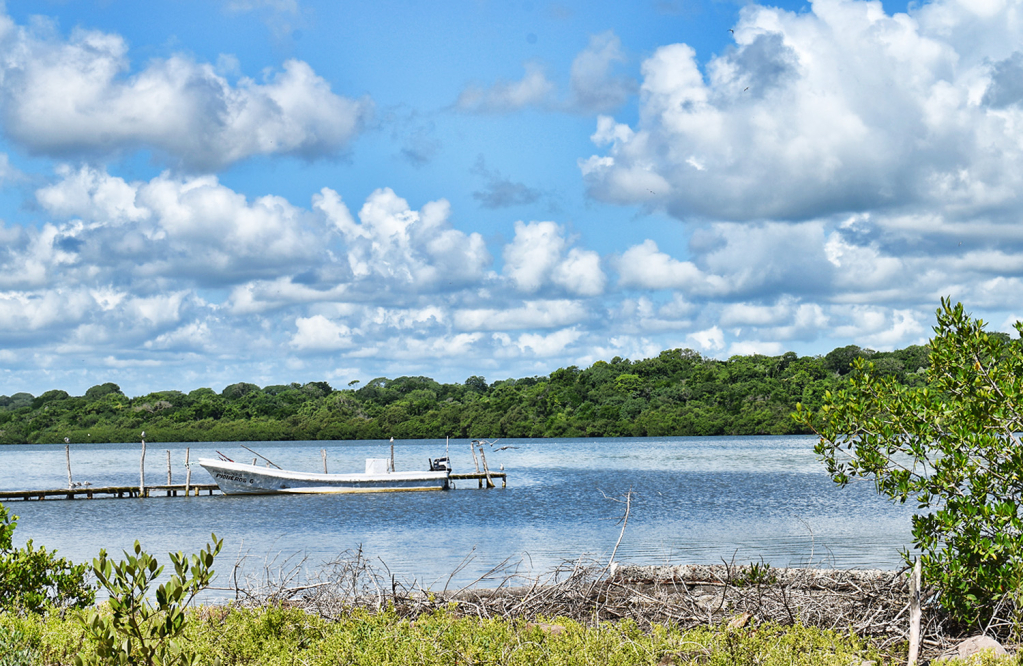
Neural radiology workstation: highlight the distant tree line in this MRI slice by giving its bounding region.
[0,343,934,444]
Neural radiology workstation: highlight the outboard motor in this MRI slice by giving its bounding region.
[429,457,450,472]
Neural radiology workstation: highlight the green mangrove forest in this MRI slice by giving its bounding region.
[0,343,933,444]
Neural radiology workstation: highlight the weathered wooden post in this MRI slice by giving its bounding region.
[321,449,328,473]
[139,432,146,497]
[64,437,72,491]
[908,558,922,666]
[184,447,192,497]
[166,450,172,485]
[478,441,495,489]
[390,436,395,472]
[469,439,481,474]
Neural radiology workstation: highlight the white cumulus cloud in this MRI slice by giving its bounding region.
[503,221,606,295]
[314,187,490,288]
[616,240,725,294]
[581,0,1023,223]
[290,315,354,351]
[0,13,370,170]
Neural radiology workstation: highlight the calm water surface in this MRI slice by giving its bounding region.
[0,436,914,589]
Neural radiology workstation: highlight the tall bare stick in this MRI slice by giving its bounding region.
[908,558,922,666]
[184,447,192,496]
[166,449,172,485]
[586,488,633,599]
[606,489,632,569]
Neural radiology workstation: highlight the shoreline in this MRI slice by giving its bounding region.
[217,556,967,657]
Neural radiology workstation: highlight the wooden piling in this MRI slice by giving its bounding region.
[321,449,328,473]
[477,440,495,488]
[65,442,72,490]
[470,440,481,474]
[184,448,191,497]
[139,438,146,496]
[166,450,172,485]
[390,437,395,472]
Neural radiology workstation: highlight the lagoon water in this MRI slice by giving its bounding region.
[0,436,915,591]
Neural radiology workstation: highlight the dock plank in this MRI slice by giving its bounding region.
[0,483,220,501]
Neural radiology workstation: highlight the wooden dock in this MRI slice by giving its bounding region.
[451,472,507,488]
[0,473,506,500]
[0,483,221,501]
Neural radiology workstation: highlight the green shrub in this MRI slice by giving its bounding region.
[797,299,1023,627]
[0,501,94,613]
[75,534,222,666]
[182,605,879,666]
[0,624,36,666]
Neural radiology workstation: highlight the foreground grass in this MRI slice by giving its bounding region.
[0,604,1014,666]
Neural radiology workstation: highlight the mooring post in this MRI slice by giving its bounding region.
[65,437,72,491]
[470,440,481,474]
[184,447,191,497]
[139,435,146,497]
[478,441,495,488]
[390,436,395,472]
[322,449,328,473]
[166,450,172,485]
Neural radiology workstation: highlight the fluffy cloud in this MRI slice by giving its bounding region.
[0,14,370,170]
[453,300,589,331]
[13,157,1008,393]
[616,240,725,294]
[686,326,725,352]
[831,306,928,350]
[314,187,490,289]
[290,315,354,351]
[509,327,583,357]
[503,221,606,296]
[37,166,323,284]
[144,321,213,352]
[581,0,1023,223]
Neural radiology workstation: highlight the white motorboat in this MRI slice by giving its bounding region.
[198,455,451,495]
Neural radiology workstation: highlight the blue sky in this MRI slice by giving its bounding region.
[1,0,1020,397]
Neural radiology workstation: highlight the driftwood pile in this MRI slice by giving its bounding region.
[216,549,975,657]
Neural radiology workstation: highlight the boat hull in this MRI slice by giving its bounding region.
[197,459,450,495]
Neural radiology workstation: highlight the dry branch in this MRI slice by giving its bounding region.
[215,550,1007,660]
